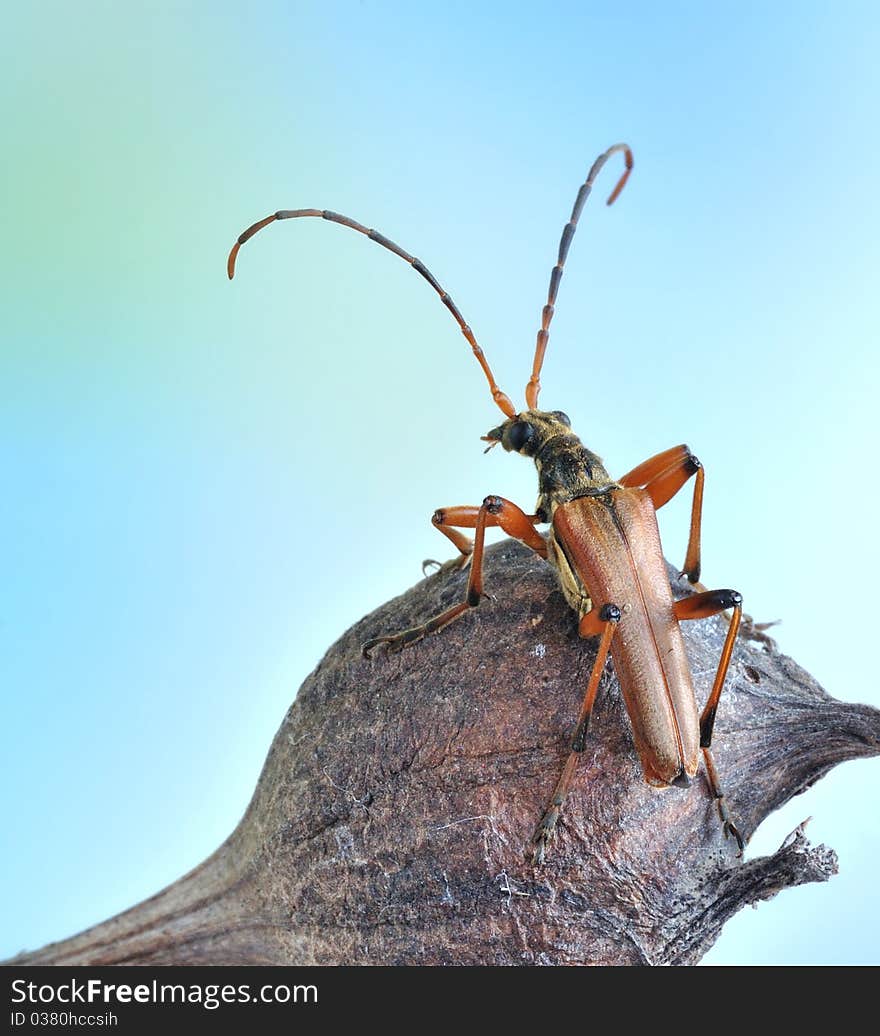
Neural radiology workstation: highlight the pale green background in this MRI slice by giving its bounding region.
[2,1,878,965]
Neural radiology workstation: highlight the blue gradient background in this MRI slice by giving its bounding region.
[2,2,878,965]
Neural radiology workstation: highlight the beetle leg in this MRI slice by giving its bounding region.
[619,444,704,583]
[702,748,743,852]
[422,522,476,577]
[674,588,745,851]
[363,497,546,657]
[530,604,620,866]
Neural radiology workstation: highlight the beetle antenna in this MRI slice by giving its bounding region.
[525,143,633,410]
[228,209,516,419]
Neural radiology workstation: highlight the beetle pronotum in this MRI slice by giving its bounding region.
[228,144,744,864]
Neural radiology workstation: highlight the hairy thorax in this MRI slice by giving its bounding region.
[533,431,619,620]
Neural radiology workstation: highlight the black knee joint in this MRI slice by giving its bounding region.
[600,603,621,623]
[483,495,503,514]
[467,587,481,607]
[683,562,702,584]
[685,453,702,475]
[432,509,445,526]
[717,589,742,610]
[700,706,717,748]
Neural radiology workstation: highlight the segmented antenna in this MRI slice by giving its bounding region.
[525,144,633,410]
[228,209,516,419]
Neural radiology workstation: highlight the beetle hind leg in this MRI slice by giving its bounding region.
[703,748,744,851]
[530,604,620,865]
[674,587,745,852]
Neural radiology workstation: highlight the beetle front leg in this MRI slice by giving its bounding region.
[530,604,620,866]
[364,497,546,657]
[421,521,477,577]
[674,588,745,851]
[422,498,546,576]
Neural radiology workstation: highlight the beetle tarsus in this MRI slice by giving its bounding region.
[710,776,746,855]
[530,812,559,867]
[725,819,745,854]
[362,636,392,659]
[739,613,780,652]
[421,554,472,579]
[362,628,424,658]
[532,839,547,867]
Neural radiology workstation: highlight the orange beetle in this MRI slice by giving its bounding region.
[229,144,744,864]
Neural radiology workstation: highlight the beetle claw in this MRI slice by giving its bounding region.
[725,819,745,854]
[529,831,549,867]
[529,811,558,866]
[423,554,472,579]
[362,634,406,657]
[361,637,387,659]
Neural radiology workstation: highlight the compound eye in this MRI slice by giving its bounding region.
[507,420,535,451]
[551,410,571,428]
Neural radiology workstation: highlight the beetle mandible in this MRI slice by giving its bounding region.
[228,143,745,864]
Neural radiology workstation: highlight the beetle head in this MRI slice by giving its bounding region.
[482,409,573,456]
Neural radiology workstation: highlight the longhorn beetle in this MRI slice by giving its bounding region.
[228,143,745,864]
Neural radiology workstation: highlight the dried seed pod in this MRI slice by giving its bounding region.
[8,542,877,966]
